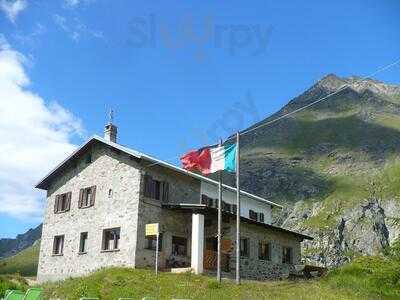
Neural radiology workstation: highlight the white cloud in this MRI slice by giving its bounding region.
[64,0,95,9]
[0,0,27,23]
[0,36,84,221]
[13,23,47,47]
[53,14,104,42]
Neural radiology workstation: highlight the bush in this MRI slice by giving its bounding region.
[326,255,400,298]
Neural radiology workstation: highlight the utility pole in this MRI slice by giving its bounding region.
[217,139,223,283]
[235,132,240,284]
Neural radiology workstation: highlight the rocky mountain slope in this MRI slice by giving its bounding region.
[233,74,400,267]
[0,224,42,259]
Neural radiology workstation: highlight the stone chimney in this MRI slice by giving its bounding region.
[104,110,117,143]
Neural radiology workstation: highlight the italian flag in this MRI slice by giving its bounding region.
[181,143,237,175]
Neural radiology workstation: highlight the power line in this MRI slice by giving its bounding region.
[234,58,400,138]
[147,57,400,167]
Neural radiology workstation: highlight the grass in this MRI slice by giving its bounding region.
[0,275,28,297]
[41,267,362,300]
[0,241,39,276]
[326,255,400,299]
[41,252,400,300]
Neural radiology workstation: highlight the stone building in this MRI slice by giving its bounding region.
[36,122,312,283]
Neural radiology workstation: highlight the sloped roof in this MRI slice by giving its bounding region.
[35,135,282,208]
[162,203,313,240]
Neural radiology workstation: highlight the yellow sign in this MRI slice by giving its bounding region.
[145,223,159,236]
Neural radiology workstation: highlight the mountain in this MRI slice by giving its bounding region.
[232,74,400,267]
[0,224,42,259]
[0,240,40,276]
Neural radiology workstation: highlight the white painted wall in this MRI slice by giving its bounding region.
[200,182,272,224]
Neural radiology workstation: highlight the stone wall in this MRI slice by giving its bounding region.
[37,143,142,282]
[134,200,193,269]
[140,163,201,205]
[223,217,302,280]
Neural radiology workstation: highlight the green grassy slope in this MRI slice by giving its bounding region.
[0,241,39,276]
[42,253,400,300]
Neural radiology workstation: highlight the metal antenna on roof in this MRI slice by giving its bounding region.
[109,109,114,124]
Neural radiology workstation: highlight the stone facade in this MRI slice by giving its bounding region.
[228,220,302,280]
[38,144,142,282]
[37,139,307,283]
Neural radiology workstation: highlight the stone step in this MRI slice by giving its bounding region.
[170,267,193,274]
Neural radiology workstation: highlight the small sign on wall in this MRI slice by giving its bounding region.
[145,223,159,236]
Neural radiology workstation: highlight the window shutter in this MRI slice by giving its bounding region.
[78,189,84,208]
[144,175,152,197]
[90,186,96,206]
[54,195,60,213]
[58,195,63,212]
[66,192,72,211]
[52,238,56,254]
[259,213,264,223]
[162,182,169,203]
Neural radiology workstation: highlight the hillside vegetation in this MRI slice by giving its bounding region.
[230,74,400,267]
[0,241,39,276]
[42,249,400,300]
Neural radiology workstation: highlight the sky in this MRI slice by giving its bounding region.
[0,0,400,238]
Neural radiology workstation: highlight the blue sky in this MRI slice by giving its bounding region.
[0,0,400,238]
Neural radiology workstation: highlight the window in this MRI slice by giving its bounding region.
[172,236,187,256]
[249,210,265,223]
[79,232,88,253]
[54,192,71,213]
[258,242,271,260]
[249,210,257,221]
[143,175,169,202]
[79,186,96,208]
[240,238,249,257]
[145,234,163,251]
[102,228,120,251]
[259,213,265,223]
[282,247,292,264]
[53,235,64,255]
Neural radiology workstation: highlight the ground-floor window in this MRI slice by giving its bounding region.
[79,232,88,253]
[53,235,64,255]
[102,228,120,251]
[145,234,163,251]
[240,238,249,257]
[282,246,292,264]
[258,241,271,261]
[172,236,187,256]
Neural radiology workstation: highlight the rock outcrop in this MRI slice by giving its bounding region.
[235,74,400,267]
[0,224,42,259]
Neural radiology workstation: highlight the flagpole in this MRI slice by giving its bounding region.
[217,139,222,283]
[235,132,240,284]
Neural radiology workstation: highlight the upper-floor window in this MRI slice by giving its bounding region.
[240,238,249,257]
[54,192,71,214]
[282,246,292,264]
[249,210,265,223]
[102,228,120,251]
[79,186,96,208]
[258,241,271,261]
[143,175,169,202]
[53,235,64,255]
[79,232,88,254]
